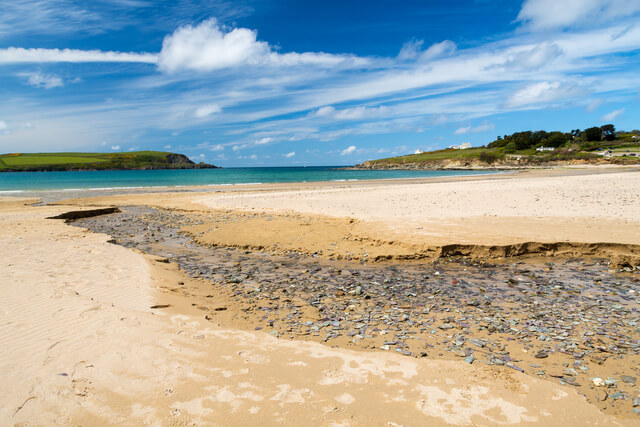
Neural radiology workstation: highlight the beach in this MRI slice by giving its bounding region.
[2,167,639,425]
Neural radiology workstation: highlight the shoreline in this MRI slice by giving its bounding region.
[0,168,507,195]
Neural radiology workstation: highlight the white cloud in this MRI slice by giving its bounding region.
[255,137,273,145]
[21,71,64,88]
[194,103,221,118]
[517,0,640,31]
[164,144,171,149]
[284,151,295,158]
[586,99,603,112]
[111,145,120,150]
[209,144,224,151]
[0,120,7,131]
[0,47,157,64]
[398,39,456,62]
[503,42,563,70]
[600,108,625,121]
[454,122,494,134]
[157,18,358,73]
[314,105,389,120]
[504,81,585,108]
[341,145,357,156]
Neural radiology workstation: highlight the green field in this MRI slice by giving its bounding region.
[0,151,212,172]
[368,147,508,164]
[361,145,609,167]
[1,154,109,166]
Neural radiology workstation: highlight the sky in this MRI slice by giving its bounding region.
[0,0,639,166]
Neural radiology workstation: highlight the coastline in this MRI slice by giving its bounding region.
[2,166,640,424]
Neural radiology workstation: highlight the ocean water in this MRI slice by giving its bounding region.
[0,166,498,192]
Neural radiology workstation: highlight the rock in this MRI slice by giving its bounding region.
[534,352,548,359]
[355,286,363,296]
[621,375,636,385]
[464,354,475,364]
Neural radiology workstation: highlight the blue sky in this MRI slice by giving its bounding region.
[0,0,639,166]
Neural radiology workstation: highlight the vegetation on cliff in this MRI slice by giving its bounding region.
[0,151,218,172]
[356,125,640,169]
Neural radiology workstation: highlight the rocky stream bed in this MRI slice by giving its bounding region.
[71,206,640,419]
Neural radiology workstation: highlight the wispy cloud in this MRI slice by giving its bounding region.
[194,104,221,118]
[517,0,640,31]
[341,145,357,155]
[20,71,63,89]
[0,47,157,64]
[313,105,389,121]
[600,108,625,122]
[454,122,494,135]
[504,81,586,108]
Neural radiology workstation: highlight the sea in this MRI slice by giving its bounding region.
[0,166,498,193]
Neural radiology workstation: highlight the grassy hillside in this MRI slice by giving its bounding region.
[356,144,640,169]
[0,151,217,172]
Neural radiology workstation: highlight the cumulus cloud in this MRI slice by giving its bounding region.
[517,0,640,31]
[194,103,221,118]
[111,145,120,150]
[157,19,358,73]
[398,39,456,62]
[341,145,357,156]
[454,122,495,134]
[255,137,273,145]
[284,151,295,158]
[0,47,157,64]
[209,144,224,151]
[0,120,7,131]
[504,81,585,108]
[600,108,624,121]
[314,105,388,120]
[21,71,63,88]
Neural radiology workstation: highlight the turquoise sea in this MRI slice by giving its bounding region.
[0,166,498,192]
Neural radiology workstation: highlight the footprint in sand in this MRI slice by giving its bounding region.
[79,304,102,319]
[238,350,269,364]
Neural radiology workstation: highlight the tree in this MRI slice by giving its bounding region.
[547,132,569,147]
[584,127,602,142]
[601,124,616,141]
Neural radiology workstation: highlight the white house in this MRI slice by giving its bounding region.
[536,146,555,152]
[414,149,424,154]
[449,142,472,150]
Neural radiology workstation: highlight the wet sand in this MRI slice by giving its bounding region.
[2,166,640,424]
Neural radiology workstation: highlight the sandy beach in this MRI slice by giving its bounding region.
[2,167,640,425]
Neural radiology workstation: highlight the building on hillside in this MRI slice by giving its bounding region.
[414,149,424,154]
[449,142,472,150]
[536,146,555,152]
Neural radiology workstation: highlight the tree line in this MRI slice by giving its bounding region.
[487,124,620,151]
